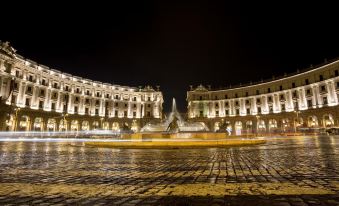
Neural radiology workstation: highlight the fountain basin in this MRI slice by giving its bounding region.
[85,138,266,149]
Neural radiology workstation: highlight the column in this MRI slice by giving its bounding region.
[286,90,293,111]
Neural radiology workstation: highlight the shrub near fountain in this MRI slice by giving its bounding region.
[85,98,266,148]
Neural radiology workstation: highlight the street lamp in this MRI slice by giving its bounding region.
[13,107,21,131]
[293,110,301,133]
[255,114,260,136]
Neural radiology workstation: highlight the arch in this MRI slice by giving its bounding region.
[245,120,253,134]
[257,119,266,133]
[19,115,30,131]
[131,120,139,132]
[281,118,291,132]
[5,114,15,131]
[307,116,318,127]
[33,117,44,131]
[102,122,110,130]
[92,121,99,129]
[268,119,277,129]
[214,122,220,132]
[234,121,242,135]
[47,119,57,131]
[59,119,67,131]
[323,114,334,127]
[112,122,120,131]
[82,121,90,131]
[71,120,79,131]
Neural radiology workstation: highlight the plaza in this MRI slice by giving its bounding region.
[0,136,338,205]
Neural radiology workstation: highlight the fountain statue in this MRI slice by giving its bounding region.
[141,98,209,132]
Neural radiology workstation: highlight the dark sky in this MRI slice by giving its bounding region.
[2,2,339,112]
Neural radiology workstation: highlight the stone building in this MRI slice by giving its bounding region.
[187,59,339,134]
[0,41,163,132]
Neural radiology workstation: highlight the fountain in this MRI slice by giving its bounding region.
[141,98,209,132]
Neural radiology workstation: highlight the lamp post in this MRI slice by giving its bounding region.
[255,114,260,136]
[13,107,20,131]
[293,110,301,133]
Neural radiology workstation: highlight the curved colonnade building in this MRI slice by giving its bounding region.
[187,59,339,134]
[0,41,163,132]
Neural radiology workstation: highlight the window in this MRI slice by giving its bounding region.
[29,75,33,82]
[267,88,271,93]
[225,102,229,107]
[63,105,67,112]
[85,99,90,104]
[74,106,78,113]
[96,92,100,97]
[148,97,151,101]
[245,92,248,97]
[323,96,328,105]
[53,92,57,99]
[292,82,296,88]
[281,104,285,111]
[147,104,150,108]
[27,86,32,93]
[76,88,80,93]
[215,103,219,107]
[280,94,284,100]
[319,75,323,81]
[15,70,20,77]
[307,100,312,107]
[124,111,128,117]
[235,93,238,98]
[323,97,327,105]
[125,104,128,108]
[133,104,136,108]
[200,111,203,117]
[225,95,228,99]
[147,112,151,117]
[246,108,250,114]
[95,109,99,115]
[106,94,109,98]
[51,103,56,110]
[279,85,283,91]
[115,110,118,116]
[40,89,45,96]
[115,95,119,99]
[86,90,90,95]
[335,70,339,77]
[11,95,16,104]
[85,107,89,114]
[54,83,58,89]
[293,91,297,98]
[133,97,137,101]
[42,79,46,86]
[25,98,30,106]
[115,102,118,107]
[96,100,100,106]
[306,89,311,95]
[269,106,273,113]
[13,83,18,90]
[199,96,202,100]
[75,97,79,103]
[133,112,136,117]
[257,107,261,114]
[245,100,249,104]
[215,110,219,116]
[321,85,326,92]
[305,79,309,85]
[39,101,44,109]
[225,110,229,115]
[235,101,239,106]
[236,109,239,115]
[65,86,69,91]
[256,90,259,95]
[257,98,261,103]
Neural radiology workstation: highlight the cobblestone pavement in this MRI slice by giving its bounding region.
[0,136,338,205]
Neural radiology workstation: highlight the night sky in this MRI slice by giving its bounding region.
[2,2,339,112]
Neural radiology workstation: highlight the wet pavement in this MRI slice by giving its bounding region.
[0,136,338,206]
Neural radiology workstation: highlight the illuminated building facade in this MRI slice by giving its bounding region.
[0,41,163,132]
[187,59,339,134]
